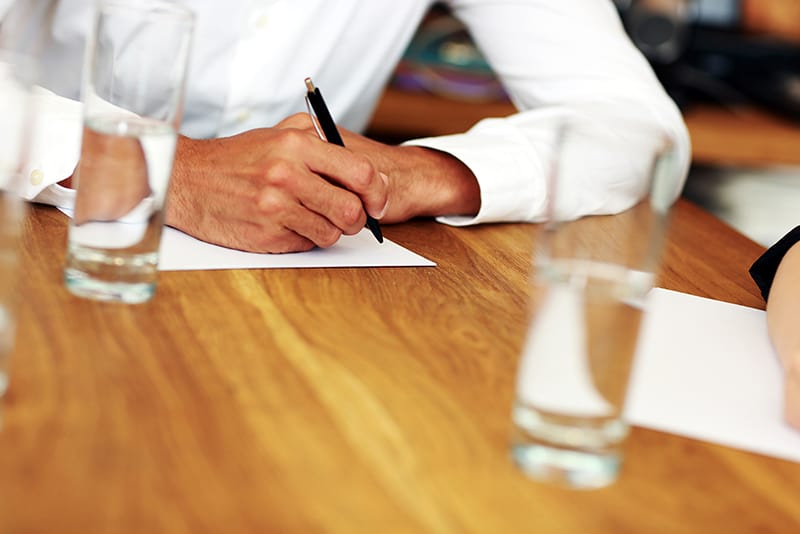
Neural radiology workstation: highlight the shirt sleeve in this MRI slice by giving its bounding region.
[0,0,14,20]
[2,2,80,209]
[749,226,800,301]
[20,86,82,208]
[408,0,691,226]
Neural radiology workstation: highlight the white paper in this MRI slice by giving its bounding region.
[626,288,800,464]
[58,207,435,270]
[158,226,434,270]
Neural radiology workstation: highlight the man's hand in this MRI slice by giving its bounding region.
[167,124,388,253]
[278,113,481,225]
[166,113,480,253]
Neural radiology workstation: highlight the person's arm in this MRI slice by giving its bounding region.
[14,87,83,206]
[264,0,689,233]
[0,0,13,22]
[0,2,85,206]
[762,240,800,429]
[395,0,692,226]
[750,227,800,429]
[9,1,689,254]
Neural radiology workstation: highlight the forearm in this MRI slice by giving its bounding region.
[367,145,480,223]
[339,132,480,223]
[766,242,800,373]
[421,0,689,226]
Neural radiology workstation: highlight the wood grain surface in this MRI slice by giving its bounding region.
[1,200,796,534]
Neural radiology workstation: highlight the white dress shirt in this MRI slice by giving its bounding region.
[0,0,690,225]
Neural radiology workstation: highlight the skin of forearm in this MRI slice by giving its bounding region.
[766,242,800,373]
[338,134,481,223]
[373,145,481,223]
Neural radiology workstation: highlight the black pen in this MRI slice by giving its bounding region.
[304,77,383,244]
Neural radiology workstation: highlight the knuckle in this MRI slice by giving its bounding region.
[281,112,310,130]
[256,190,285,214]
[280,128,309,150]
[352,159,375,189]
[316,228,341,249]
[267,129,307,155]
[261,159,293,187]
[340,198,364,227]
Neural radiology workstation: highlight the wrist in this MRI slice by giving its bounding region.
[166,135,202,229]
[385,145,480,222]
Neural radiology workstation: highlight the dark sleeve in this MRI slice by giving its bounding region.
[749,226,800,301]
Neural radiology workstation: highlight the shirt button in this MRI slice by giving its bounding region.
[29,169,43,186]
[255,13,269,29]
[236,110,251,123]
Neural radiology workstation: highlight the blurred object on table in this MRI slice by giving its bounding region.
[391,5,506,103]
[616,0,800,122]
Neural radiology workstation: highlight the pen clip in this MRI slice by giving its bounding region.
[304,95,327,142]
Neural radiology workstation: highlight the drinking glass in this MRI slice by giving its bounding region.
[63,0,195,303]
[510,107,683,488]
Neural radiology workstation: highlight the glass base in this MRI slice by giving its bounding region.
[511,442,621,489]
[510,401,627,489]
[65,269,155,304]
[64,244,158,304]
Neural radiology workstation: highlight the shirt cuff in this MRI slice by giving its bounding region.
[21,87,83,201]
[403,116,550,227]
[32,183,76,209]
[749,226,800,301]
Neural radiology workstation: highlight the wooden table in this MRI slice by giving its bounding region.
[1,200,797,533]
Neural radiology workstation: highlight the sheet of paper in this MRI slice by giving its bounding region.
[58,208,435,270]
[158,227,435,270]
[625,288,800,464]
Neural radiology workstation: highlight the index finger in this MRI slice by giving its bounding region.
[303,140,388,220]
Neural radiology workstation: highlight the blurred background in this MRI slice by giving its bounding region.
[367,0,800,248]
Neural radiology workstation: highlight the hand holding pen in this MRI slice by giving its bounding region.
[304,77,383,244]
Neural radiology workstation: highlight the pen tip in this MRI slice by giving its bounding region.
[366,218,383,244]
[304,77,315,92]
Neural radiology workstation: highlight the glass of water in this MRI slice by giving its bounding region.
[64,0,195,303]
[510,106,684,488]
[0,52,36,401]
